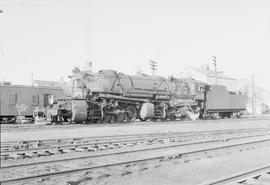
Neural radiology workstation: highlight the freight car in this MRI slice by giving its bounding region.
[0,85,68,124]
[50,68,245,124]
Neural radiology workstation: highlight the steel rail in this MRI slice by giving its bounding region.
[2,127,269,155]
[2,133,269,169]
[2,127,267,146]
[1,117,269,132]
[1,136,231,169]
[1,131,269,163]
[200,164,270,185]
[1,137,270,185]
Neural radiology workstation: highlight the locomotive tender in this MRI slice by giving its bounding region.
[51,69,246,123]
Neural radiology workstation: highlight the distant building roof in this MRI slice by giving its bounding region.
[33,80,71,88]
[178,66,236,80]
[0,81,11,85]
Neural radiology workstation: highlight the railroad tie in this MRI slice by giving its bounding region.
[0,154,10,160]
[107,144,118,149]
[75,147,89,152]
[87,147,98,152]
[35,140,42,147]
[62,147,76,153]
[97,146,108,150]
[24,151,39,158]
[48,148,62,154]
[9,153,25,160]
[260,173,270,182]
[37,150,51,156]
[157,139,165,143]
[244,177,260,185]
[159,155,174,162]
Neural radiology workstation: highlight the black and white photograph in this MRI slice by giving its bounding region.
[1,0,270,184]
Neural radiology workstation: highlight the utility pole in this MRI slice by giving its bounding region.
[149,60,157,76]
[212,56,217,84]
[251,74,256,116]
[31,73,34,86]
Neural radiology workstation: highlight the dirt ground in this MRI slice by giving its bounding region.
[1,119,270,185]
[16,141,270,185]
[90,146,270,185]
[1,119,270,142]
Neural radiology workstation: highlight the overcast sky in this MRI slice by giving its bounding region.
[0,0,270,90]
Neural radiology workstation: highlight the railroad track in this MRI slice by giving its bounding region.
[1,117,269,132]
[2,132,269,168]
[2,128,269,161]
[1,134,270,185]
[201,164,270,185]
[0,123,97,132]
[2,127,268,149]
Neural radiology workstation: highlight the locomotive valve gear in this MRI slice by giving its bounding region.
[125,106,137,122]
[111,109,125,123]
[100,106,112,123]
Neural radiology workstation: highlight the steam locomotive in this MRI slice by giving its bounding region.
[50,69,246,124]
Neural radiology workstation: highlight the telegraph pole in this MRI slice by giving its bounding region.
[212,56,217,84]
[251,74,256,116]
[149,60,157,76]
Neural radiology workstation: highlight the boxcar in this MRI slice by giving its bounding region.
[0,85,68,123]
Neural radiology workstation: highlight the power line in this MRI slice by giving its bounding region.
[212,56,217,84]
[149,60,157,76]
[251,74,256,116]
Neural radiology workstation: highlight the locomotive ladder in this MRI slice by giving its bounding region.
[15,104,24,124]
